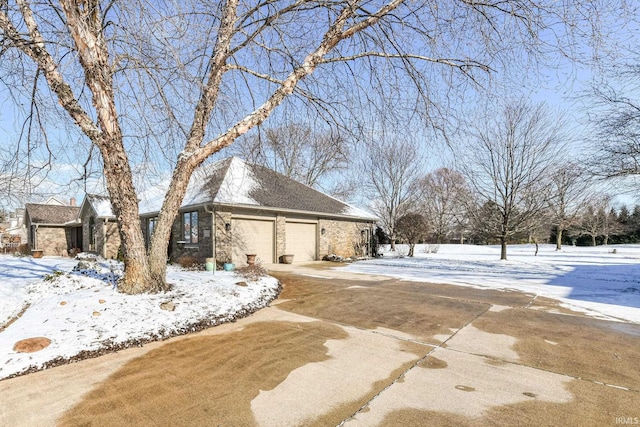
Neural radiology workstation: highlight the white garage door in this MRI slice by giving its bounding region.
[232,218,275,265]
[285,222,317,262]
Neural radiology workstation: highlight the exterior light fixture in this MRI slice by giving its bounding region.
[321,227,326,235]
[225,223,231,232]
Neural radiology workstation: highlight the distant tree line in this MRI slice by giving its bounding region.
[391,189,640,255]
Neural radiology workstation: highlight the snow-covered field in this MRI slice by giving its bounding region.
[345,244,640,324]
[0,255,279,380]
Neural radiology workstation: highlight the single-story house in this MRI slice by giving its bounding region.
[24,201,81,256]
[140,157,377,265]
[24,157,377,264]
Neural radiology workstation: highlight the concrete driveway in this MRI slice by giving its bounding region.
[1,262,639,426]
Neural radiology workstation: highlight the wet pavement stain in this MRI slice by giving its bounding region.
[277,284,490,344]
[471,308,640,390]
[59,321,348,427]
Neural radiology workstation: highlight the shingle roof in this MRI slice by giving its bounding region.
[182,157,375,219]
[25,203,80,225]
[110,157,374,220]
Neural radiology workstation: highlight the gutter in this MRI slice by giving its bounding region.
[139,202,376,223]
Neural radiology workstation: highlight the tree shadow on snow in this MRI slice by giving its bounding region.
[548,262,640,309]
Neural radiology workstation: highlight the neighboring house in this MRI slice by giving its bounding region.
[1,208,27,250]
[78,194,121,259]
[138,157,377,265]
[24,201,81,256]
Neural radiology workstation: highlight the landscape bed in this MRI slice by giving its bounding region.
[0,255,280,380]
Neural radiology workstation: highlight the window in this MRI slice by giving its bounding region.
[146,217,157,247]
[89,216,96,250]
[183,211,198,244]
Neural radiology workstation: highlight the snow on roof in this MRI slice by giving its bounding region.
[341,204,376,220]
[211,157,259,205]
[87,194,114,217]
[93,157,375,220]
[137,181,170,215]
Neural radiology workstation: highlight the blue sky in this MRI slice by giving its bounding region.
[1,2,639,211]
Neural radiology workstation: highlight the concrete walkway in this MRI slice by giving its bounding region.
[1,263,639,426]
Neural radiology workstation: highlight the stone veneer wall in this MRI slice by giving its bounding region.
[319,219,373,258]
[102,221,121,259]
[275,215,287,261]
[80,206,94,253]
[169,206,214,262]
[35,226,68,256]
[214,210,232,264]
[80,205,121,259]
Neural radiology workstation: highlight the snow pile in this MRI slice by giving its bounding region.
[346,244,640,324]
[0,255,280,380]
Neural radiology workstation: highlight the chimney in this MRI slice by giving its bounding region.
[70,197,77,207]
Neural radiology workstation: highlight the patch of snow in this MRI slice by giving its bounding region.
[341,204,377,220]
[137,180,170,214]
[345,244,640,324]
[91,196,114,217]
[0,255,279,380]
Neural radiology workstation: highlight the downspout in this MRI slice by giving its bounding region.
[204,204,216,274]
[103,218,108,258]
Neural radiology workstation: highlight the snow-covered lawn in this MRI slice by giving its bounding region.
[0,255,279,380]
[344,244,640,324]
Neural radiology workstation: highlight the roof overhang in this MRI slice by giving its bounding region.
[186,202,377,222]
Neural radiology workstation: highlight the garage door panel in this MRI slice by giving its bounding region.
[286,222,317,262]
[232,219,274,265]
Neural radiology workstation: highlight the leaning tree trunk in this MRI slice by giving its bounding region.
[556,228,563,251]
[101,147,159,294]
[147,159,199,287]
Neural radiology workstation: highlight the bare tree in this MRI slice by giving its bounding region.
[602,206,622,246]
[591,68,640,179]
[579,200,605,246]
[418,168,473,244]
[362,136,423,250]
[0,1,601,293]
[233,123,349,190]
[522,190,552,255]
[547,162,591,250]
[396,212,429,257]
[461,99,564,260]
